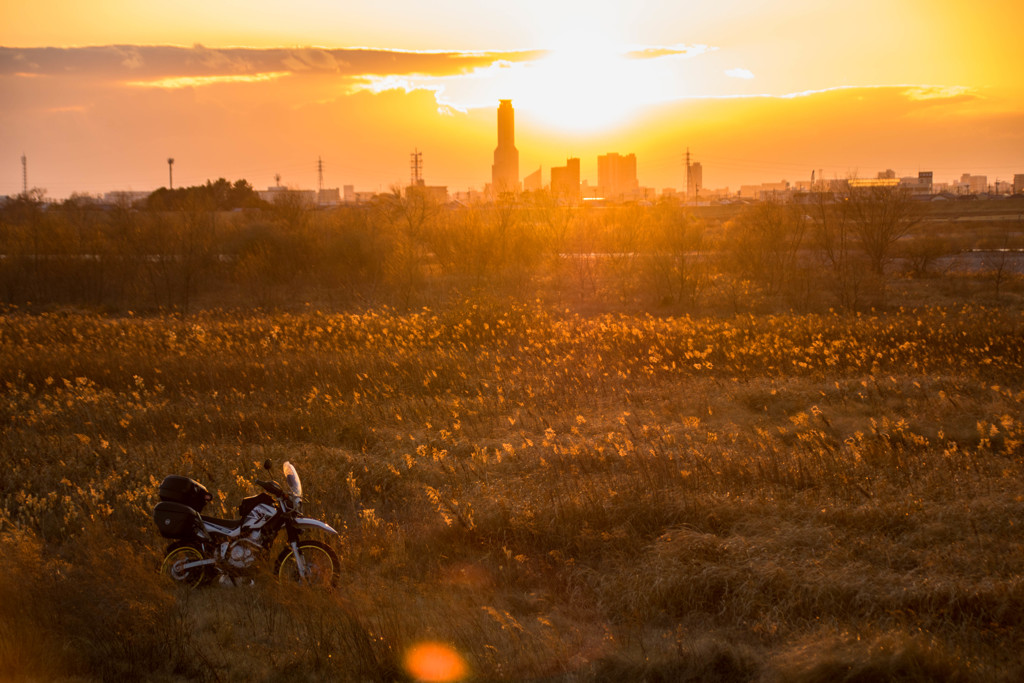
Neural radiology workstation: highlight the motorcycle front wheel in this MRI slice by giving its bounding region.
[160,541,210,588]
[275,540,340,588]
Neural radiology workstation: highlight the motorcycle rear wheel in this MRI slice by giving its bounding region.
[275,540,340,588]
[160,542,210,588]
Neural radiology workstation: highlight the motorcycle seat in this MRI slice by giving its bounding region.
[201,515,244,530]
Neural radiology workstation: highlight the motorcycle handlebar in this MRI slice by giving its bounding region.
[256,479,283,495]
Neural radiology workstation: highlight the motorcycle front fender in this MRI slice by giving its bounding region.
[293,516,339,535]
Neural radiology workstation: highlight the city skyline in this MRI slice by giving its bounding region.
[2,1,1022,198]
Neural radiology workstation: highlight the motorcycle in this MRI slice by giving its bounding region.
[153,460,340,587]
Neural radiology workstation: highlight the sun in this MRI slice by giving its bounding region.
[351,9,676,136]
[513,31,655,133]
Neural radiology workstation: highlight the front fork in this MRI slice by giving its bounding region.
[285,525,309,581]
[290,541,309,579]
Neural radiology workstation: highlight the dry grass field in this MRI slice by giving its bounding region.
[2,295,1023,681]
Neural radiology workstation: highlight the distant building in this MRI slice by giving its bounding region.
[878,169,897,179]
[993,180,1014,195]
[699,187,731,201]
[452,189,487,204]
[739,180,791,200]
[848,178,900,189]
[523,167,543,192]
[899,171,933,195]
[318,188,341,205]
[491,100,520,194]
[259,185,317,206]
[406,183,448,204]
[102,190,149,205]
[550,158,581,203]
[1013,174,1024,194]
[597,152,638,202]
[687,162,703,200]
[959,173,987,194]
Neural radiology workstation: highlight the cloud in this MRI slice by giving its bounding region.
[625,44,714,60]
[0,45,543,81]
[903,85,976,102]
[126,72,291,89]
[768,84,980,105]
[726,67,754,79]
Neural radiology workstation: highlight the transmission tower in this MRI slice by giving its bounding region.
[410,149,423,186]
[317,156,324,193]
[167,158,175,189]
[21,153,27,195]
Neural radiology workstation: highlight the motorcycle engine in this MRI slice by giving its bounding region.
[222,535,262,569]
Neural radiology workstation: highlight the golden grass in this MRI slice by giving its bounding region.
[2,300,1023,681]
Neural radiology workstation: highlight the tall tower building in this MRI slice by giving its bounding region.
[597,152,638,202]
[491,100,520,194]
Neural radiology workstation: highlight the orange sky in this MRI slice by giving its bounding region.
[2,1,1022,197]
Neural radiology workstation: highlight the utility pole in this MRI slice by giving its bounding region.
[410,149,423,186]
[685,148,691,204]
[21,153,27,195]
[167,157,174,189]
[317,156,324,194]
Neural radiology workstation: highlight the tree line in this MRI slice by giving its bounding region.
[0,180,1017,313]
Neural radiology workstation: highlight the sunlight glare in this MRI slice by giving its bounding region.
[514,31,659,132]
[404,641,468,682]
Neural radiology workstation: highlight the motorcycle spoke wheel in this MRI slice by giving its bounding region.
[160,544,208,588]
[276,540,339,588]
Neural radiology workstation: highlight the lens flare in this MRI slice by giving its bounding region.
[403,642,468,682]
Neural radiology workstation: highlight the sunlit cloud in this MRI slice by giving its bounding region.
[126,71,290,89]
[726,68,755,79]
[625,44,714,60]
[904,85,975,101]
[350,42,722,131]
[773,83,979,102]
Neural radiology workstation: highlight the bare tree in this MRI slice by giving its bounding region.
[602,205,647,302]
[847,185,921,275]
[807,191,872,310]
[722,198,807,297]
[642,203,709,309]
[138,194,217,312]
[373,186,440,306]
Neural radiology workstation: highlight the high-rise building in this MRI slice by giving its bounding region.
[523,167,542,192]
[597,152,638,202]
[550,158,581,203]
[687,162,703,200]
[491,100,520,194]
[1013,174,1024,195]
[959,173,987,194]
